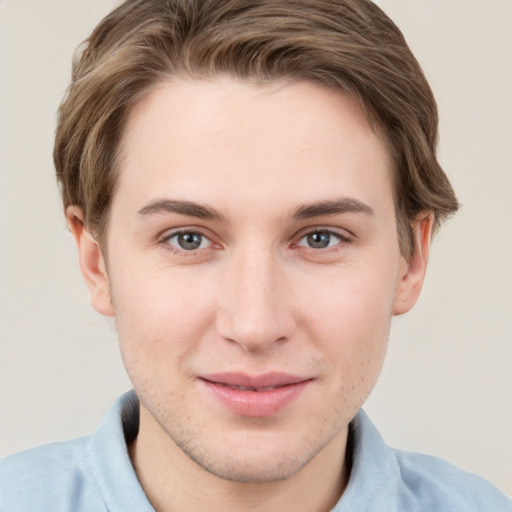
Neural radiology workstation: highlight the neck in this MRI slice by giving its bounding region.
[129,405,351,512]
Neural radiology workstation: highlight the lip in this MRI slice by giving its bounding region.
[199,372,313,417]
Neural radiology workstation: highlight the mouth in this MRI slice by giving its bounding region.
[212,383,287,391]
[198,372,313,417]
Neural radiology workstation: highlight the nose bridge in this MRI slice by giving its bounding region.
[216,242,294,351]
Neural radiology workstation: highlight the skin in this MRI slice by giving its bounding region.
[68,78,432,512]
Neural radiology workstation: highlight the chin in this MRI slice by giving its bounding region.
[169,425,333,484]
[185,447,312,484]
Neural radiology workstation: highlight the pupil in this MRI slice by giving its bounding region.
[308,231,330,249]
[178,233,201,250]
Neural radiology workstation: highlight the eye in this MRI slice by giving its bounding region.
[297,230,345,249]
[165,231,212,251]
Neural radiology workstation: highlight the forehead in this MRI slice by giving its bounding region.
[114,78,394,219]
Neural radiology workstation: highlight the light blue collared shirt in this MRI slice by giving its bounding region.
[1,391,510,511]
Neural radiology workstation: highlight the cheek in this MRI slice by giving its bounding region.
[109,262,217,371]
[299,267,396,374]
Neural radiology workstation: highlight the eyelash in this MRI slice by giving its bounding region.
[160,228,352,256]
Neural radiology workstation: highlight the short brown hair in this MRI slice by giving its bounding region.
[54,0,458,258]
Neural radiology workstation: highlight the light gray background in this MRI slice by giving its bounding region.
[1,0,511,496]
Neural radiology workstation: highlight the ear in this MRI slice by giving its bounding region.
[66,206,115,317]
[393,213,433,316]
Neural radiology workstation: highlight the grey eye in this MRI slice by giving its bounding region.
[299,231,342,249]
[167,232,211,251]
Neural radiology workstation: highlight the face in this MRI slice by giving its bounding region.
[73,78,430,484]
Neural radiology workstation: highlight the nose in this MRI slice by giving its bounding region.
[215,246,297,353]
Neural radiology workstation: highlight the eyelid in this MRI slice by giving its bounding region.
[293,226,352,244]
[160,225,210,240]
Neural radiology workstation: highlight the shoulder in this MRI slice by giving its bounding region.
[393,448,512,511]
[0,437,106,512]
[1,392,148,512]
[341,410,512,512]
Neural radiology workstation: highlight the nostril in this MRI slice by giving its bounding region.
[227,333,290,353]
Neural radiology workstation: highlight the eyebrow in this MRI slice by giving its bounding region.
[137,196,374,222]
[137,199,225,221]
[293,197,374,219]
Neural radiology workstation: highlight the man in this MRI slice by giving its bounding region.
[1,0,510,510]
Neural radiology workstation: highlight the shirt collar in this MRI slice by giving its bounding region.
[88,391,154,512]
[333,409,401,511]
